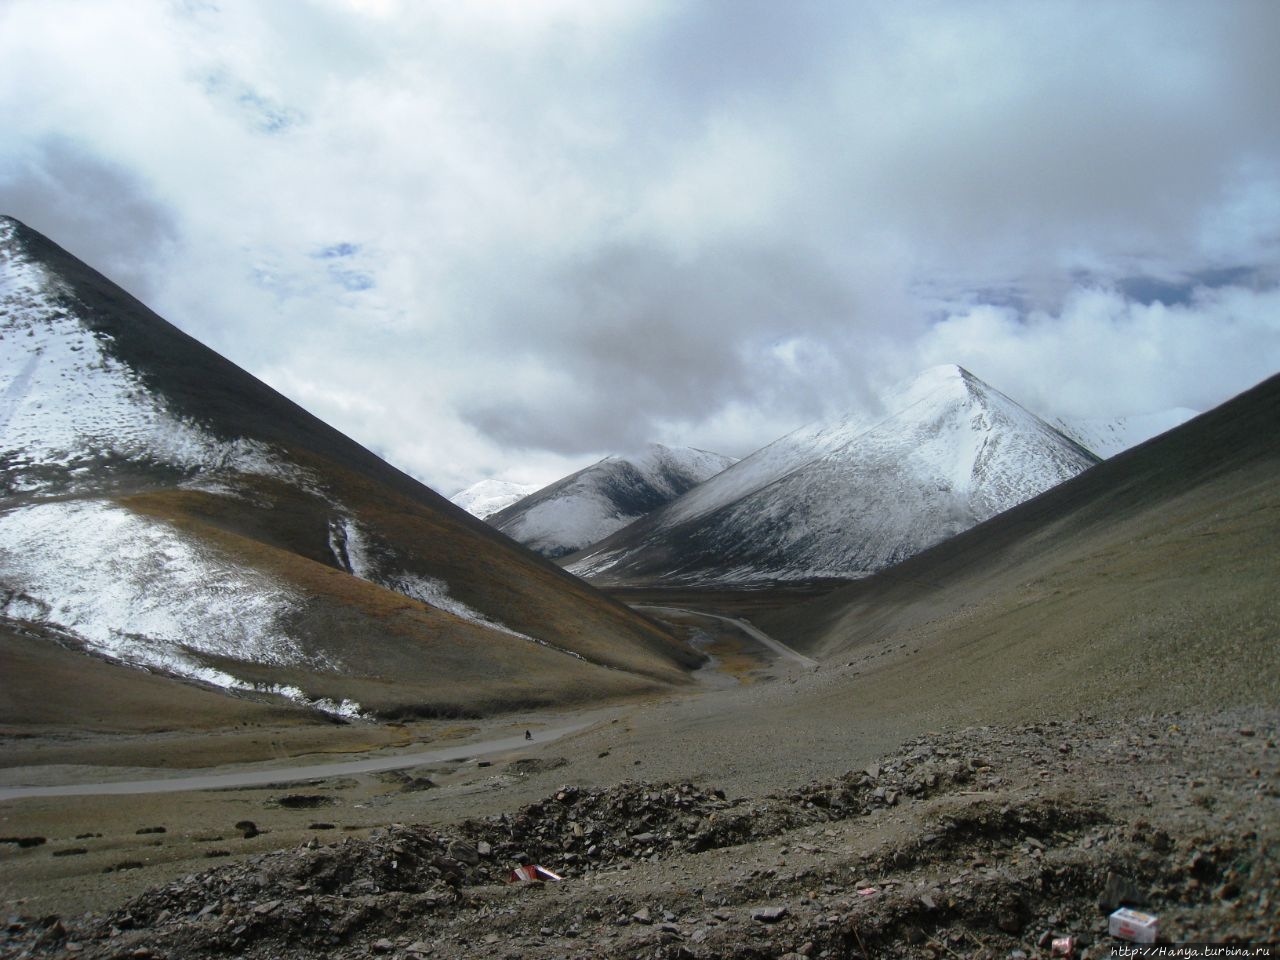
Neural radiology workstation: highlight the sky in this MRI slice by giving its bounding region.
[2,0,1278,495]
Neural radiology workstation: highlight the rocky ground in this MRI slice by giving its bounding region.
[3,706,1275,959]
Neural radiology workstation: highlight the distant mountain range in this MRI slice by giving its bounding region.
[564,365,1100,586]
[481,444,737,558]
[0,215,699,719]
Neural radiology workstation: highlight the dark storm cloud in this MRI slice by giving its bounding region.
[458,240,876,454]
[0,137,178,301]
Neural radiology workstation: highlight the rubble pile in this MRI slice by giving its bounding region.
[1,709,1275,959]
[95,826,465,955]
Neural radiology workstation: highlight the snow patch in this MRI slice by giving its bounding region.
[0,499,356,714]
[1,236,305,493]
[332,514,586,660]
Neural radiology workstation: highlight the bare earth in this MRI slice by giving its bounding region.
[1,607,1277,958]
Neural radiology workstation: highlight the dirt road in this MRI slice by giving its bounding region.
[0,716,600,801]
[634,604,820,668]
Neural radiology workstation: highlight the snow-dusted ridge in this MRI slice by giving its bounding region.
[487,442,737,558]
[449,478,541,519]
[1,221,304,496]
[567,365,1100,585]
[1053,409,1199,458]
[4,215,650,711]
[327,513,585,660]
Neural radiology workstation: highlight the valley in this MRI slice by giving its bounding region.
[1,215,1276,956]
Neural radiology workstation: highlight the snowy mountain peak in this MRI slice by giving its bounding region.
[485,443,737,558]
[567,366,1099,586]
[449,478,541,519]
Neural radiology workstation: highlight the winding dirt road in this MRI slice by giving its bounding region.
[634,605,819,669]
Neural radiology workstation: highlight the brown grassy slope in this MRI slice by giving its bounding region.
[759,372,1280,718]
[0,624,322,734]
[122,465,698,683]
[309,455,704,678]
[118,488,680,716]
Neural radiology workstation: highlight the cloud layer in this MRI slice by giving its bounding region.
[2,0,1277,492]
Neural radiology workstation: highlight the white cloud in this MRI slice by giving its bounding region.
[1,0,1277,492]
[917,283,1280,419]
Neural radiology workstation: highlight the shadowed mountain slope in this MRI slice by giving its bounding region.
[0,215,699,721]
[759,372,1280,716]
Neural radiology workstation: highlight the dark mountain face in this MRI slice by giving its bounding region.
[565,366,1098,587]
[486,444,736,558]
[0,216,699,720]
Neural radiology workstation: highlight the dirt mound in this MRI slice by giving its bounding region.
[3,708,1275,959]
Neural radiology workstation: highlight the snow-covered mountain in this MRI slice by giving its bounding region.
[0,215,698,719]
[486,443,737,558]
[450,478,541,519]
[566,365,1099,586]
[1053,409,1199,459]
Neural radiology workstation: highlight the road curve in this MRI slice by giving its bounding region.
[0,717,597,802]
[636,605,820,669]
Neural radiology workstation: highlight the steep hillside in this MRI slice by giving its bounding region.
[0,215,699,721]
[566,366,1097,585]
[486,443,735,558]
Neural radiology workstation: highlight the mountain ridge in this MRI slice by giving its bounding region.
[0,215,699,719]
[565,365,1099,585]
[485,442,736,558]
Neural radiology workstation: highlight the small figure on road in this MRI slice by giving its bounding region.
[525,729,532,741]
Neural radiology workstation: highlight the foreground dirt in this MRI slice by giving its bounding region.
[3,706,1275,959]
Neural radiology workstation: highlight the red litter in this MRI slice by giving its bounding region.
[1050,936,1074,958]
[509,864,563,883]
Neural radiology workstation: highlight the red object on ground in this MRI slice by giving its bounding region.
[509,864,563,883]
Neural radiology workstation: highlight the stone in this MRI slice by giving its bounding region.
[446,840,480,865]
[751,905,789,923]
[1098,871,1145,912]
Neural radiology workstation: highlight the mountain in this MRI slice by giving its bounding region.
[565,365,1099,586]
[484,443,737,558]
[450,478,541,519]
[760,371,1280,710]
[1053,408,1198,458]
[0,215,700,721]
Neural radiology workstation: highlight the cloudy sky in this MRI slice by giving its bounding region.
[2,0,1278,494]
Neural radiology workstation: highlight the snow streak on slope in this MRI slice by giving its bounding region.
[450,479,541,518]
[488,443,736,558]
[1053,409,1199,458]
[0,499,359,716]
[0,219,297,495]
[327,514,585,659]
[568,366,1099,585]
